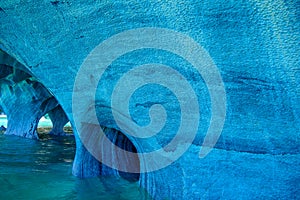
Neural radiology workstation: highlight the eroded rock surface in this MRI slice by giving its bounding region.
[0,78,59,139]
[0,51,61,139]
[0,0,299,199]
[48,105,69,136]
[73,126,139,182]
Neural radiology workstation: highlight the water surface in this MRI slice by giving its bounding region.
[0,134,151,199]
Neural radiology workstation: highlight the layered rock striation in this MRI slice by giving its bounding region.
[0,0,299,199]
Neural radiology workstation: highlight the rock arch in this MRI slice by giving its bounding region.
[48,105,70,136]
[0,50,68,139]
[0,1,299,199]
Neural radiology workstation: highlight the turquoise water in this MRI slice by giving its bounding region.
[0,134,151,199]
[0,116,7,127]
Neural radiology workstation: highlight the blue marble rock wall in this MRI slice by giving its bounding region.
[48,105,69,136]
[0,50,69,138]
[0,0,299,199]
[0,52,58,139]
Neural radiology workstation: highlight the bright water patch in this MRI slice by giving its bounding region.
[0,134,152,199]
[0,115,71,128]
[0,115,7,127]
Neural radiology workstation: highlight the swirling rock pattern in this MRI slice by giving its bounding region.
[0,0,299,199]
[0,50,68,139]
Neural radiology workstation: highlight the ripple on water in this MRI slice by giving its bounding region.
[0,134,152,200]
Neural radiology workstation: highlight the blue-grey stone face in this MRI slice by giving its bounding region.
[0,0,299,199]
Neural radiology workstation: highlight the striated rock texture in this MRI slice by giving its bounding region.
[48,105,69,136]
[0,76,59,139]
[72,127,139,182]
[0,0,299,199]
[0,50,64,139]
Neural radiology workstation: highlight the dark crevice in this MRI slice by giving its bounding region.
[0,7,6,15]
[50,0,60,6]
[102,127,140,182]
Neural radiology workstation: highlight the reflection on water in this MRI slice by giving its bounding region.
[0,134,151,200]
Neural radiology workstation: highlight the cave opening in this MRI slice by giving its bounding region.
[101,127,141,182]
[0,50,145,198]
[0,108,7,133]
[36,106,73,138]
